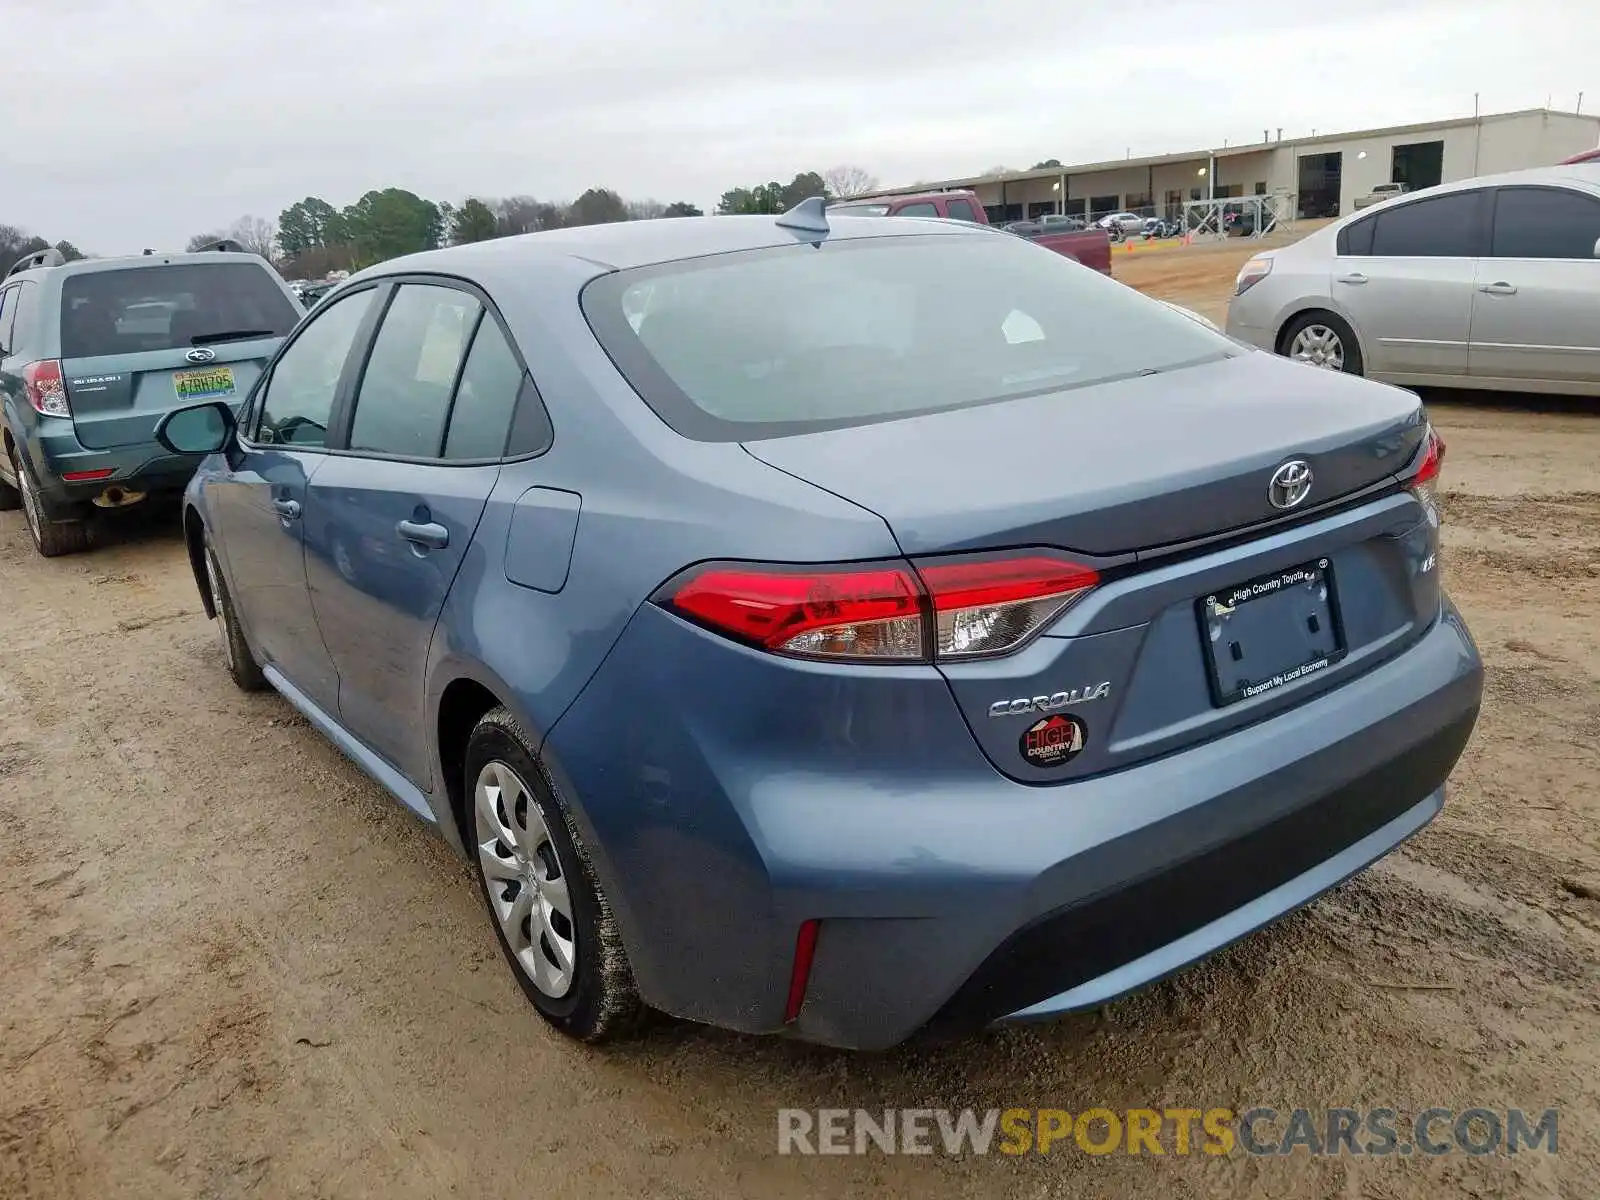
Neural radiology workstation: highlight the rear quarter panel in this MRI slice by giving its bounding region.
[1037,229,1113,273]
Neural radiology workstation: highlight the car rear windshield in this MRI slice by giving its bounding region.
[582,232,1233,441]
[59,263,300,359]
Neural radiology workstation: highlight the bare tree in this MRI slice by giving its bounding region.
[823,165,879,199]
[228,215,278,261]
[625,198,667,220]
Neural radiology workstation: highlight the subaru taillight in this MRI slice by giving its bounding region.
[659,551,1100,663]
[23,360,70,417]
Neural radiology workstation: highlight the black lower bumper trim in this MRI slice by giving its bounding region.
[933,707,1479,1031]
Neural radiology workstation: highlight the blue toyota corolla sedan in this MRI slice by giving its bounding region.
[156,200,1482,1049]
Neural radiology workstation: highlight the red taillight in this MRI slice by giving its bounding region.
[22,360,70,417]
[920,554,1100,659]
[1409,425,1446,511]
[61,468,115,482]
[784,919,820,1023]
[1413,426,1445,488]
[668,563,925,660]
[660,550,1100,663]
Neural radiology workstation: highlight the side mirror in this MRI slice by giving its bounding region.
[155,400,235,455]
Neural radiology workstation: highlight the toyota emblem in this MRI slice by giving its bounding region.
[1268,459,1313,510]
[185,347,216,364]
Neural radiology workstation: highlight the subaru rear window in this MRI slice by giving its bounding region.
[59,263,300,359]
[582,232,1232,441]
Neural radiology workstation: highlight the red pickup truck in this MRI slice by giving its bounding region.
[829,190,1114,275]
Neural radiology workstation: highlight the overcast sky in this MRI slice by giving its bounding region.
[6,0,1598,253]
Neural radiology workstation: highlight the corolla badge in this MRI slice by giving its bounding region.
[185,347,216,364]
[1268,459,1313,510]
[988,682,1110,719]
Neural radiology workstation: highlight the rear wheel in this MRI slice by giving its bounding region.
[465,706,643,1043]
[204,537,267,691]
[1281,311,1364,376]
[8,444,90,557]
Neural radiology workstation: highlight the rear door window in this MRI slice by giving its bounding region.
[1489,187,1600,258]
[59,263,300,359]
[255,288,375,448]
[0,286,15,354]
[896,202,939,217]
[347,284,480,458]
[1369,191,1484,258]
[443,318,526,460]
[945,198,980,222]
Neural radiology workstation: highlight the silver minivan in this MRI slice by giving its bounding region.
[1225,164,1600,395]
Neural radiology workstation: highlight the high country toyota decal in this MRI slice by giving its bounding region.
[988,682,1111,719]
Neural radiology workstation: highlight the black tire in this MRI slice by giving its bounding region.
[8,444,90,557]
[0,451,19,511]
[203,537,268,691]
[465,706,643,1043]
[1279,310,1365,376]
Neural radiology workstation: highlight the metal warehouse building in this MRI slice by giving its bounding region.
[874,108,1600,225]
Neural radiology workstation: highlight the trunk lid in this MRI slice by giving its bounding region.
[65,341,276,449]
[748,351,1439,785]
[742,352,1424,558]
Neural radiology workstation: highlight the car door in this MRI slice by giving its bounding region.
[303,279,524,786]
[206,285,380,715]
[1330,188,1485,378]
[1469,184,1600,386]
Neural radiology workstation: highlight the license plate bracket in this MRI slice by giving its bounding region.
[172,366,237,401]
[1198,558,1346,707]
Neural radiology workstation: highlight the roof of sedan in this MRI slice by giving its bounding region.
[370,212,988,277]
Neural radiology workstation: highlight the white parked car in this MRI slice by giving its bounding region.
[1095,212,1146,235]
[1225,164,1600,395]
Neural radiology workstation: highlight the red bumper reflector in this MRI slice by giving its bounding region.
[784,919,820,1023]
[61,468,115,481]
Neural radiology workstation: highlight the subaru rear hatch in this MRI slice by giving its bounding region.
[59,260,300,449]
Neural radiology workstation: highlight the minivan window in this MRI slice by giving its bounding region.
[583,232,1232,441]
[58,263,300,359]
[1490,187,1600,259]
[255,288,375,448]
[1368,191,1482,258]
[348,284,481,458]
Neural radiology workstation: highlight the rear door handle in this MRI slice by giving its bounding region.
[1477,282,1517,296]
[1334,272,1368,285]
[397,519,449,550]
[272,498,301,520]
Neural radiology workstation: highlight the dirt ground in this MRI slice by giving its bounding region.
[3,239,1598,1198]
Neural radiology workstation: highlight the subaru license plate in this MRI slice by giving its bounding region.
[172,366,237,401]
[1198,559,1345,707]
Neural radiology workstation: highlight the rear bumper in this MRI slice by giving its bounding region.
[28,419,200,507]
[545,598,1482,1050]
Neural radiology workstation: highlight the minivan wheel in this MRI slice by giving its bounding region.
[1282,311,1364,375]
[204,538,267,691]
[8,445,89,557]
[465,707,642,1042]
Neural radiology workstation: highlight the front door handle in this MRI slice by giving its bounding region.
[397,519,449,550]
[272,497,301,520]
[1477,282,1517,296]
[1334,272,1368,285]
